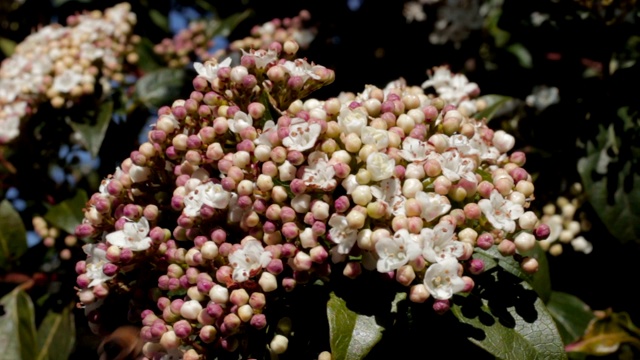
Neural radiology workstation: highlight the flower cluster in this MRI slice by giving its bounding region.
[538,183,593,256]
[0,3,138,144]
[75,38,544,358]
[229,10,315,52]
[154,20,216,68]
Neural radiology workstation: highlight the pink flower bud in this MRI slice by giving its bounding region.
[199,325,217,343]
[282,277,296,292]
[343,262,362,279]
[433,299,450,315]
[498,239,516,256]
[102,263,118,277]
[534,224,550,240]
[267,258,284,274]
[250,313,267,329]
[75,224,95,238]
[173,320,192,338]
[468,259,485,275]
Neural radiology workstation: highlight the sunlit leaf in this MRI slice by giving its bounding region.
[44,190,88,235]
[67,101,113,157]
[566,309,640,355]
[36,304,76,360]
[451,271,566,360]
[0,200,27,270]
[0,287,37,360]
[327,292,383,360]
[148,9,169,33]
[135,68,186,109]
[547,292,595,345]
[507,43,532,69]
[0,37,16,56]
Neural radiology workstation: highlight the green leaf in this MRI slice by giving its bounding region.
[148,9,169,33]
[67,101,113,157]
[36,304,75,360]
[44,190,88,235]
[0,287,38,360]
[135,68,186,109]
[208,10,252,38]
[473,243,551,302]
[134,37,163,72]
[546,292,595,345]
[578,156,640,243]
[327,292,383,360]
[473,95,513,121]
[0,37,16,56]
[451,272,566,360]
[0,200,28,270]
[507,43,532,69]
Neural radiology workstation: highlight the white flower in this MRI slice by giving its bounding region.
[282,59,321,81]
[421,219,464,263]
[375,229,421,272]
[424,257,465,300]
[241,48,278,69]
[106,217,152,251]
[53,69,83,93]
[366,152,395,182]
[193,57,232,83]
[415,191,451,222]
[478,190,525,233]
[422,66,478,105]
[328,215,358,255]
[228,239,272,283]
[83,244,114,287]
[302,152,337,191]
[403,2,427,23]
[128,164,151,183]
[360,126,389,150]
[341,174,359,194]
[254,120,277,147]
[337,108,368,135]
[183,182,231,217]
[439,150,477,183]
[571,236,593,254]
[227,111,253,134]
[371,178,406,217]
[282,117,321,151]
[400,137,431,162]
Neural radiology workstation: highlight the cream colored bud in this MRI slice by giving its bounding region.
[270,334,289,354]
[357,229,373,251]
[344,133,362,153]
[518,211,538,230]
[238,304,254,322]
[209,284,229,304]
[514,232,536,253]
[352,185,373,206]
[458,228,478,245]
[259,272,277,292]
[346,209,366,229]
[402,178,423,198]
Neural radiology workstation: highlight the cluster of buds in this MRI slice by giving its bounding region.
[32,216,78,261]
[0,3,138,144]
[75,38,545,358]
[229,10,315,53]
[538,182,593,256]
[154,20,216,68]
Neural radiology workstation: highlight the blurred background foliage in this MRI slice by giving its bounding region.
[0,0,639,359]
